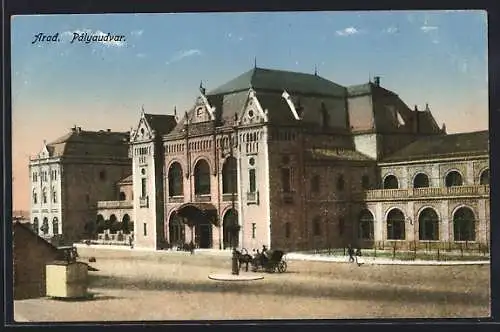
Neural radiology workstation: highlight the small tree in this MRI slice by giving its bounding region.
[110,221,123,234]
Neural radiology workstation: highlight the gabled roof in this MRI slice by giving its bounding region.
[144,113,177,136]
[13,221,59,252]
[383,130,489,162]
[208,67,346,97]
[347,82,397,97]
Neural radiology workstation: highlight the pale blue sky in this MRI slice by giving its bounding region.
[11,11,488,209]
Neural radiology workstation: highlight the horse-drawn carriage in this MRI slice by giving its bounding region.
[237,248,287,273]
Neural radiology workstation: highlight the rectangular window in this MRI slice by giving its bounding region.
[311,175,320,193]
[143,223,147,236]
[281,168,291,192]
[285,222,291,238]
[141,178,147,198]
[249,169,256,193]
[53,191,57,203]
[252,223,256,239]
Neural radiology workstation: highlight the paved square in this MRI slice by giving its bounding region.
[14,251,490,321]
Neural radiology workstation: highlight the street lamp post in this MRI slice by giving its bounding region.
[225,125,240,275]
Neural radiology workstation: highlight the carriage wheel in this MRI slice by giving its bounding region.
[277,261,287,273]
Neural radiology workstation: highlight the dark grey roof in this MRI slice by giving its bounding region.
[347,82,397,97]
[144,113,177,136]
[306,148,374,162]
[383,130,489,162]
[117,174,133,184]
[47,128,129,158]
[208,67,346,97]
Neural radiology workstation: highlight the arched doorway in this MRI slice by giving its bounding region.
[223,209,239,249]
[386,208,405,240]
[168,213,185,246]
[358,210,374,240]
[453,207,476,241]
[418,208,439,240]
[383,175,399,189]
[413,173,430,188]
[176,203,217,249]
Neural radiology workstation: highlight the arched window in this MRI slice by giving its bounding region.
[33,189,38,204]
[361,175,370,190]
[445,170,463,187]
[418,208,439,240]
[33,217,39,233]
[222,157,237,194]
[41,217,49,235]
[168,162,184,196]
[383,175,399,189]
[386,208,405,240]
[52,217,59,235]
[52,187,57,203]
[223,209,239,249]
[480,169,489,185]
[359,210,374,240]
[42,188,47,204]
[453,207,476,241]
[313,216,321,236]
[194,159,211,195]
[413,173,430,188]
[320,102,330,128]
[336,175,345,191]
[119,191,126,201]
[99,170,107,181]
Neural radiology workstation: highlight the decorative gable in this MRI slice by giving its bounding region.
[131,110,154,142]
[39,142,50,158]
[239,89,268,125]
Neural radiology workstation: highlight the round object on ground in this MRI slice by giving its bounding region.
[208,273,264,281]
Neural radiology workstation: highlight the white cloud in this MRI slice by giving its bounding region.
[136,53,146,58]
[384,26,399,34]
[131,30,143,37]
[421,26,438,33]
[165,49,202,65]
[62,29,127,47]
[336,26,359,36]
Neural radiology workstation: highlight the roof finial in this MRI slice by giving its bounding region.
[199,81,206,95]
[174,105,177,116]
[425,102,430,112]
[254,56,257,69]
[369,72,372,83]
[314,65,318,76]
[141,105,145,114]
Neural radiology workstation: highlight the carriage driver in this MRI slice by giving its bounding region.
[261,245,269,266]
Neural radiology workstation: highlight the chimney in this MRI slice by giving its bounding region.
[373,76,381,87]
[413,105,420,133]
[76,126,82,133]
[107,129,111,132]
[441,123,447,134]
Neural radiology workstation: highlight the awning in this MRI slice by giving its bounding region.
[175,202,219,226]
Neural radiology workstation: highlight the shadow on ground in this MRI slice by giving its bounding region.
[88,274,488,307]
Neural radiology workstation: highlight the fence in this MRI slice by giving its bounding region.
[307,240,490,261]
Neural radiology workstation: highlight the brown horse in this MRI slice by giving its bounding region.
[235,248,253,272]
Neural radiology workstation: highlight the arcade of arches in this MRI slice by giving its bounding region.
[357,206,477,242]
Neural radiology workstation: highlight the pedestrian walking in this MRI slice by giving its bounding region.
[347,244,355,263]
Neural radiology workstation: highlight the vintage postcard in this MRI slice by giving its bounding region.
[11,10,490,322]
